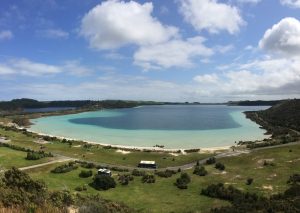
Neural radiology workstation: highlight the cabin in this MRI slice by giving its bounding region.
[138,160,157,169]
[97,168,112,176]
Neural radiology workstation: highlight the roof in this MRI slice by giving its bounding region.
[139,160,156,165]
[98,168,111,173]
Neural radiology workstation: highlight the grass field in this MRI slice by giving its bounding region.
[0,147,52,169]
[0,127,213,168]
[27,144,300,213]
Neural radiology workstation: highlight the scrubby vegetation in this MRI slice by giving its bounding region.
[79,170,93,178]
[155,169,177,178]
[91,175,116,190]
[51,162,78,174]
[174,173,191,189]
[193,165,208,176]
[215,162,225,171]
[0,168,132,212]
[131,169,146,177]
[142,174,156,184]
[26,150,53,160]
[118,174,134,185]
[201,181,300,213]
[206,157,216,165]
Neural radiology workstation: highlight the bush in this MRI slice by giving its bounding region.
[215,162,225,171]
[118,174,134,185]
[193,166,208,176]
[155,169,177,178]
[51,162,78,173]
[175,173,191,189]
[246,178,253,185]
[79,170,93,178]
[80,162,96,169]
[142,174,155,183]
[25,151,53,160]
[91,175,116,190]
[132,169,146,176]
[206,157,216,165]
[49,190,74,207]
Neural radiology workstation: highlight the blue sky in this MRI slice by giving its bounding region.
[0,0,300,102]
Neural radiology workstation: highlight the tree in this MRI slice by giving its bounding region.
[246,178,253,185]
[92,175,116,190]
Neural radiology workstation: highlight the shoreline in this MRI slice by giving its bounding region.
[25,128,233,153]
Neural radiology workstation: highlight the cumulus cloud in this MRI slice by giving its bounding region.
[36,29,69,39]
[193,74,219,84]
[259,17,300,56]
[178,0,244,34]
[80,0,178,50]
[134,37,213,69]
[0,30,13,41]
[280,0,300,8]
[193,57,300,97]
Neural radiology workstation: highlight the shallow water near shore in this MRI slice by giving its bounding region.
[29,105,270,149]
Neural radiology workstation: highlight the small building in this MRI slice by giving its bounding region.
[97,168,112,176]
[138,160,157,169]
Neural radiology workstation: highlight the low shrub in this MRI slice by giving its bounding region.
[142,174,155,183]
[79,170,93,178]
[215,162,225,171]
[132,169,146,176]
[51,162,78,174]
[193,166,208,176]
[175,173,191,189]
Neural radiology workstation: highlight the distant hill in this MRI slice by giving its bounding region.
[228,100,282,106]
[257,99,300,131]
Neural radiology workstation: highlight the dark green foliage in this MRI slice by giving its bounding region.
[193,165,208,176]
[131,169,146,176]
[141,174,155,184]
[26,150,53,160]
[206,157,216,165]
[51,162,78,173]
[92,175,116,190]
[184,149,200,153]
[215,162,225,171]
[175,173,191,189]
[202,182,300,213]
[80,162,96,169]
[118,174,134,185]
[0,167,47,207]
[287,174,300,184]
[246,178,253,185]
[12,117,31,126]
[155,169,177,178]
[79,170,93,178]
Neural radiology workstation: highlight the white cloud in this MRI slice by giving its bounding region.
[193,74,219,84]
[0,58,91,76]
[80,0,178,50]
[259,17,300,56]
[280,0,300,8]
[237,0,261,4]
[178,0,244,34]
[36,29,69,39]
[0,30,13,40]
[194,57,300,96]
[134,36,213,69]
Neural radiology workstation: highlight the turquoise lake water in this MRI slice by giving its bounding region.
[29,105,270,149]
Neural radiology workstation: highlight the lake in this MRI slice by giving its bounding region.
[29,105,269,149]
